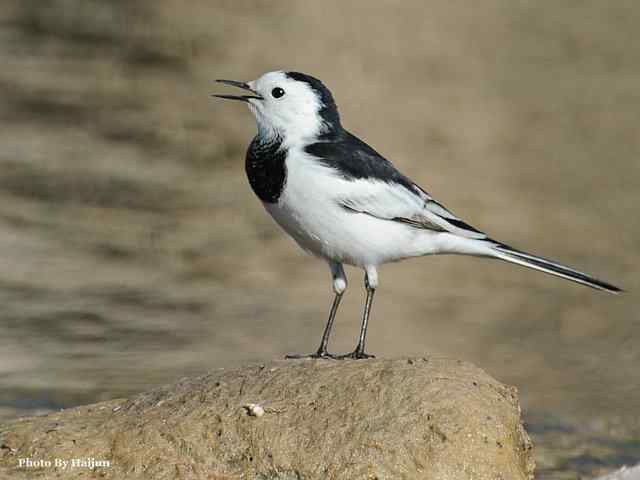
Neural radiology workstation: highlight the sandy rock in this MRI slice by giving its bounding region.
[0,357,535,479]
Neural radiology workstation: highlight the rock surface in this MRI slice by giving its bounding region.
[0,357,535,479]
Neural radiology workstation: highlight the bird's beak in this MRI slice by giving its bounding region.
[210,79,263,102]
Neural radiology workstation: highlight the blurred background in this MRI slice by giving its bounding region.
[0,1,638,478]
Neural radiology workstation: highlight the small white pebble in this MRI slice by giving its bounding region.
[243,403,265,417]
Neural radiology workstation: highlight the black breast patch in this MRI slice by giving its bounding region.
[245,135,287,203]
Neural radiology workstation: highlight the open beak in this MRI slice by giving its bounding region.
[210,79,263,102]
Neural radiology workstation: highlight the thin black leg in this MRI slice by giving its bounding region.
[317,292,343,355]
[285,292,343,360]
[339,274,376,360]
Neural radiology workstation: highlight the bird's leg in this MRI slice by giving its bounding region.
[286,262,346,359]
[315,291,343,356]
[339,266,377,360]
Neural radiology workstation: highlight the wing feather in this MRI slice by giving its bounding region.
[338,181,487,239]
[306,129,487,239]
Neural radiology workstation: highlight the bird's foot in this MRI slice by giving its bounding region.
[285,350,339,360]
[336,350,376,360]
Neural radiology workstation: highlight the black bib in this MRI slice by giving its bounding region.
[245,135,287,204]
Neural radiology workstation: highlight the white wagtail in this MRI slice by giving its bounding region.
[212,70,622,360]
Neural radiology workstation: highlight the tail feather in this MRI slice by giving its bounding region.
[490,242,622,294]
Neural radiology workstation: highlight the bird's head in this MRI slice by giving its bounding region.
[212,71,341,145]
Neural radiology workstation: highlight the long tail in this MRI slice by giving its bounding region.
[489,242,622,294]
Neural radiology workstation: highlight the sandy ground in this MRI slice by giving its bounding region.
[0,1,638,478]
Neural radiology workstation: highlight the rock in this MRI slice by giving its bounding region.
[0,357,535,479]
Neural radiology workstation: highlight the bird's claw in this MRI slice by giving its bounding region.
[285,351,340,360]
[336,350,375,360]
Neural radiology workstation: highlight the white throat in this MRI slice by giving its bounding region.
[246,71,330,148]
[250,102,327,148]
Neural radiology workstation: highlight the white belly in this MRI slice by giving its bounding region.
[264,154,437,267]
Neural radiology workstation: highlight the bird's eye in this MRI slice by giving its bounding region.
[271,87,285,99]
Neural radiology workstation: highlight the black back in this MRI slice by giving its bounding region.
[245,135,287,203]
[304,130,418,193]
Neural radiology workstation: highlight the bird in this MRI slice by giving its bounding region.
[211,70,622,360]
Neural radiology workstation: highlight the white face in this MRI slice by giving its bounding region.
[246,71,326,145]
